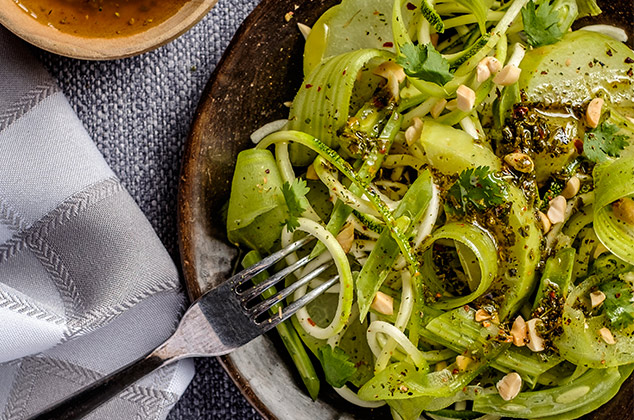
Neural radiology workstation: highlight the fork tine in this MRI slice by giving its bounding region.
[229,236,315,287]
[246,260,334,318]
[258,274,339,332]
[238,253,315,303]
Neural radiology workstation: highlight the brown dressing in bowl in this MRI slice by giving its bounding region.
[13,0,191,38]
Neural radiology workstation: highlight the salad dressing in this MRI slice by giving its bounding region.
[13,0,190,38]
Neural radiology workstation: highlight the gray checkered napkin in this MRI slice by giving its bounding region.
[0,29,195,420]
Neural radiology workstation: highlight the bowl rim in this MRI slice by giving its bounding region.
[0,0,218,60]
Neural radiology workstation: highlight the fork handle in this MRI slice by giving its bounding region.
[26,352,170,420]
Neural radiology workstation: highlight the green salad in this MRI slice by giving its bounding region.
[225,0,634,418]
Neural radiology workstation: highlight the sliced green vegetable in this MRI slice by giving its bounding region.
[447,34,491,68]
[532,247,575,310]
[422,222,498,309]
[226,149,287,253]
[555,274,634,367]
[427,409,483,419]
[575,0,601,17]
[318,344,357,388]
[590,253,634,278]
[455,0,493,34]
[493,82,520,128]
[388,387,484,420]
[339,101,393,159]
[391,0,413,53]
[593,158,634,265]
[536,364,634,420]
[289,49,387,165]
[552,0,579,33]
[473,366,626,418]
[311,110,402,258]
[417,120,500,173]
[302,0,415,74]
[421,306,560,384]
[519,31,634,107]
[420,0,444,33]
[357,170,434,319]
[496,185,542,319]
[358,359,492,401]
[448,0,530,84]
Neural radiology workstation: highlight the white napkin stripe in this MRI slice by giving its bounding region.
[0,307,66,364]
[0,286,66,325]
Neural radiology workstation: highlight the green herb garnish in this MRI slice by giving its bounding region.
[583,122,629,163]
[396,43,453,86]
[600,278,634,329]
[281,179,310,232]
[448,166,507,214]
[521,0,564,47]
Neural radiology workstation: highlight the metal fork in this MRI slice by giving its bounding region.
[28,236,337,420]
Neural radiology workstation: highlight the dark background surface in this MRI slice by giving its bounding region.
[37,0,262,418]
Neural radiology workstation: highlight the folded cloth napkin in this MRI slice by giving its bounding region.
[0,28,194,419]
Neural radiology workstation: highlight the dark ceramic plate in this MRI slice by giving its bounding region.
[178,0,633,418]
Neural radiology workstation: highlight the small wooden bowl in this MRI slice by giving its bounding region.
[0,0,217,60]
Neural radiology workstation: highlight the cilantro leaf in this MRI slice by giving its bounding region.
[448,166,507,215]
[318,344,357,388]
[583,122,629,163]
[600,278,634,329]
[281,179,310,232]
[396,43,453,86]
[521,0,564,47]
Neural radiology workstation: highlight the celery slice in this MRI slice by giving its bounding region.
[357,170,434,320]
[593,158,634,265]
[422,222,498,309]
[226,149,287,252]
[288,49,386,165]
[473,366,626,418]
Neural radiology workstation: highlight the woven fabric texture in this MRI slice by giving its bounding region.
[35,0,262,418]
[0,27,196,420]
